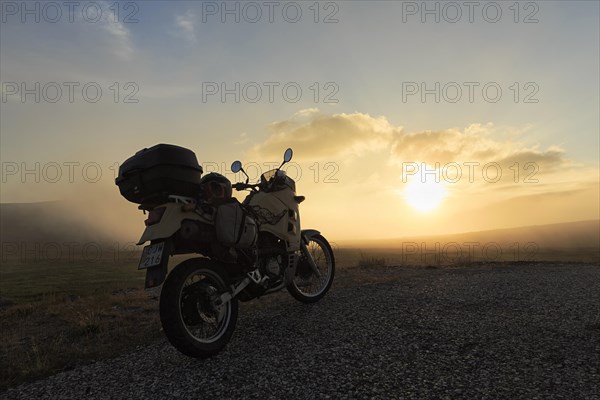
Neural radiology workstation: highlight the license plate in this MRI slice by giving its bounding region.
[138,242,164,269]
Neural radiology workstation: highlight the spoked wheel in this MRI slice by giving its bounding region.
[159,258,238,358]
[288,234,335,303]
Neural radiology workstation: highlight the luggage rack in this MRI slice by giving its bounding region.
[168,195,196,204]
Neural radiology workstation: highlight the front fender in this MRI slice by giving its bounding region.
[301,229,320,243]
[137,203,210,245]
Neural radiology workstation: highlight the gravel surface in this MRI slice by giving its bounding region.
[5,263,600,399]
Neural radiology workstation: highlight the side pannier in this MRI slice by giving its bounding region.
[215,199,257,249]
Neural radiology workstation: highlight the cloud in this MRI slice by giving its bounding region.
[494,146,567,171]
[390,123,568,171]
[251,110,597,202]
[293,108,320,118]
[175,11,197,43]
[387,124,585,195]
[253,111,570,173]
[234,132,249,145]
[94,1,134,59]
[252,110,400,159]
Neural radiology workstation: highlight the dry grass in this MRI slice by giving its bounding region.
[0,286,161,390]
[357,251,387,268]
[0,251,161,388]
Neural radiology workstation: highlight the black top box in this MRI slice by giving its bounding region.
[116,144,203,206]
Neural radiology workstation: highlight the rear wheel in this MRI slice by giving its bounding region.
[159,258,238,358]
[287,234,335,303]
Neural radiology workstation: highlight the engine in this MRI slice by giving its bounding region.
[258,253,285,279]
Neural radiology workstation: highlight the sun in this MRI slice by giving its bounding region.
[403,178,447,212]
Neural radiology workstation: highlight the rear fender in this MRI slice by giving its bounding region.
[137,202,210,245]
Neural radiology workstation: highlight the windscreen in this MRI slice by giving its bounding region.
[261,169,280,182]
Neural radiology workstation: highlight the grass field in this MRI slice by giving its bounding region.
[0,250,156,389]
[0,259,143,304]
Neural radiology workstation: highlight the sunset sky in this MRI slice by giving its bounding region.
[1,1,598,241]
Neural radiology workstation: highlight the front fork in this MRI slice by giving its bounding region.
[300,239,322,278]
[299,229,322,278]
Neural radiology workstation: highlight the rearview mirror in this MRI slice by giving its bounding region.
[283,148,293,163]
[231,160,242,173]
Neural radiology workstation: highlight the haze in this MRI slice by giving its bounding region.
[1,1,598,242]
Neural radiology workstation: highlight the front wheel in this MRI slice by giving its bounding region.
[288,234,335,303]
[159,258,238,358]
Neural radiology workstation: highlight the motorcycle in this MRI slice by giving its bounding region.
[115,144,335,357]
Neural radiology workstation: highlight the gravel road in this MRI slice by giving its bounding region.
[5,263,600,399]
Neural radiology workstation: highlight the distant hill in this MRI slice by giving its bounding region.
[341,220,600,252]
[336,220,599,264]
[338,220,600,254]
[0,202,110,244]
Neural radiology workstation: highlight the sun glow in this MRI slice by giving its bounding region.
[403,177,448,213]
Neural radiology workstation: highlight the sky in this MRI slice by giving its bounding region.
[1,0,599,241]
